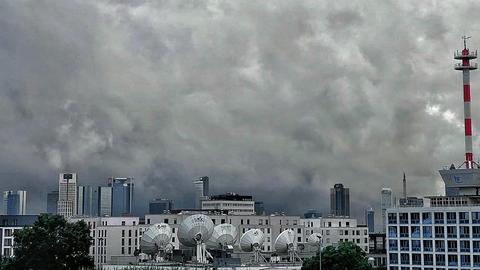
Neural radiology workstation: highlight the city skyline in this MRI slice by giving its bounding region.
[1,1,480,218]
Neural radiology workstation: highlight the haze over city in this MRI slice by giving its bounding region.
[2,0,480,218]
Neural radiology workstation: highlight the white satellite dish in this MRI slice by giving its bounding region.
[307,233,323,246]
[178,214,214,263]
[207,223,238,249]
[274,229,295,253]
[140,223,172,255]
[240,229,266,263]
[274,229,302,262]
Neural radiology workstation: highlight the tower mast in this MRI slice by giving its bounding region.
[455,36,478,168]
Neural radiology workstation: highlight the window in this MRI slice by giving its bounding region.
[422,212,432,224]
[423,240,433,251]
[434,212,444,224]
[399,226,408,237]
[424,254,433,265]
[448,254,458,266]
[410,213,420,224]
[411,226,420,238]
[164,219,169,224]
[122,230,125,237]
[461,254,471,267]
[423,226,432,238]
[474,241,480,252]
[400,240,409,251]
[447,226,457,238]
[412,253,421,265]
[473,226,480,238]
[128,230,132,237]
[388,226,397,238]
[435,240,445,252]
[435,254,445,266]
[400,253,409,265]
[459,212,469,224]
[446,212,457,224]
[473,212,480,224]
[460,226,469,238]
[447,240,457,252]
[121,221,125,226]
[411,240,421,251]
[389,253,398,264]
[434,226,444,238]
[399,213,408,224]
[388,213,397,224]
[460,240,470,252]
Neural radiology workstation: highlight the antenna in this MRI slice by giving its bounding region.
[462,35,471,49]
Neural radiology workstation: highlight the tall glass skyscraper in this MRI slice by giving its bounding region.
[330,183,350,217]
[365,207,375,233]
[108,177,133,216]
[194,176,209,209]
[98,186,112,216]
[3,191,26,215]
[46,190,58,214]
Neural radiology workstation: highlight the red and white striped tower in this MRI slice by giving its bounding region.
[455,36,478,169]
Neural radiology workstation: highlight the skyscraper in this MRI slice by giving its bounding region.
[365,207,375,233]
[381,188,394,232]
[194,176,209,209]
[46,190,59,214]
[149,198,174,214]
[330,183,350,216]
[108,177,133,216]
[77,186,96,216]
[98,186,112,216]
[57,173,77,217]
[3,191,26,215]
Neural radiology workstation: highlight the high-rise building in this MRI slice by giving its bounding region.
[57,173,77,217]
[201,193,255,215]
[108,177,134,216]
[365,207,375,233]
[193,176,209,209]
[46,190,59,214]
[330,183,350,217]
[98,186,112,217]
[255,201,266,216]
[2,191,26,215]
[77,186,96,216]
[381,188,394,232]
[148,198,173,214]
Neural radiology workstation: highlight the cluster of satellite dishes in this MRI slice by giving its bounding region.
[140,214,311,264]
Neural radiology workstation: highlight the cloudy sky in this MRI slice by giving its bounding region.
[1,0,480,221]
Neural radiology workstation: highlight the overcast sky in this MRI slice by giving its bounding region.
[1,1,480,221]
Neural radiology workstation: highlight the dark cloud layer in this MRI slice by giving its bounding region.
[0,1,479,221]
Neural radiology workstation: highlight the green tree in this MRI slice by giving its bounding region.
[302,241,372,270]
[2,214,93,270]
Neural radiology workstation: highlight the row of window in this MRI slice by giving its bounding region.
[388,239,480,252]
[388,225,480,238]
[388,212,480,225]
[389,253,480,267]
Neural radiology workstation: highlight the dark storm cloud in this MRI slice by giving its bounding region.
[0,1,479,220]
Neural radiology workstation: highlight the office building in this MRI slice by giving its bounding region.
[381,188,395,232]
[46,190,59,214]
[148,198,173,214]
[98,186,112,217]
[193,176,209,209]
[57,173,77,217]
[330,183,350,217]
[77,186,97,216]
[201,193,255,215]
[108,177,134,216]
[386,202,480,269]
[3,191,26,215]
[255,201,266,215]
[399,196,424,207]
[0,215,38,257]
[365,207,375,233]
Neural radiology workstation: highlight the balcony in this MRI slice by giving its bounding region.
[455,50,478,59]
[454,62,478,70]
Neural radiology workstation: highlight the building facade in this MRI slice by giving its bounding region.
[330,184,350,217]
[46,190,58,214]
[194,176,209,209]
[57,173,77,217]
[301,217,369,253]
[365,208,375,233]
[3,191,26,215]
[148,198,173,214]
[108,178,134,216]
[386,205,480,269]
[201,193,255,215]
[0,215,38,257]
[98,186,112,217]
[382,188,395,232]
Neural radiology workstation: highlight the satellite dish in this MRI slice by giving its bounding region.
[140,223,172,255]
[274,229,295,253]
[307,233,323,246]
[178,214,214,247]
[240,229,265,252]
[207,223,238,249]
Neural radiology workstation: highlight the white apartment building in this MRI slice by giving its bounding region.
[0,215,38,258]
[386,204,480,270]
[301,217,369,253]
[70,216,141,266]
